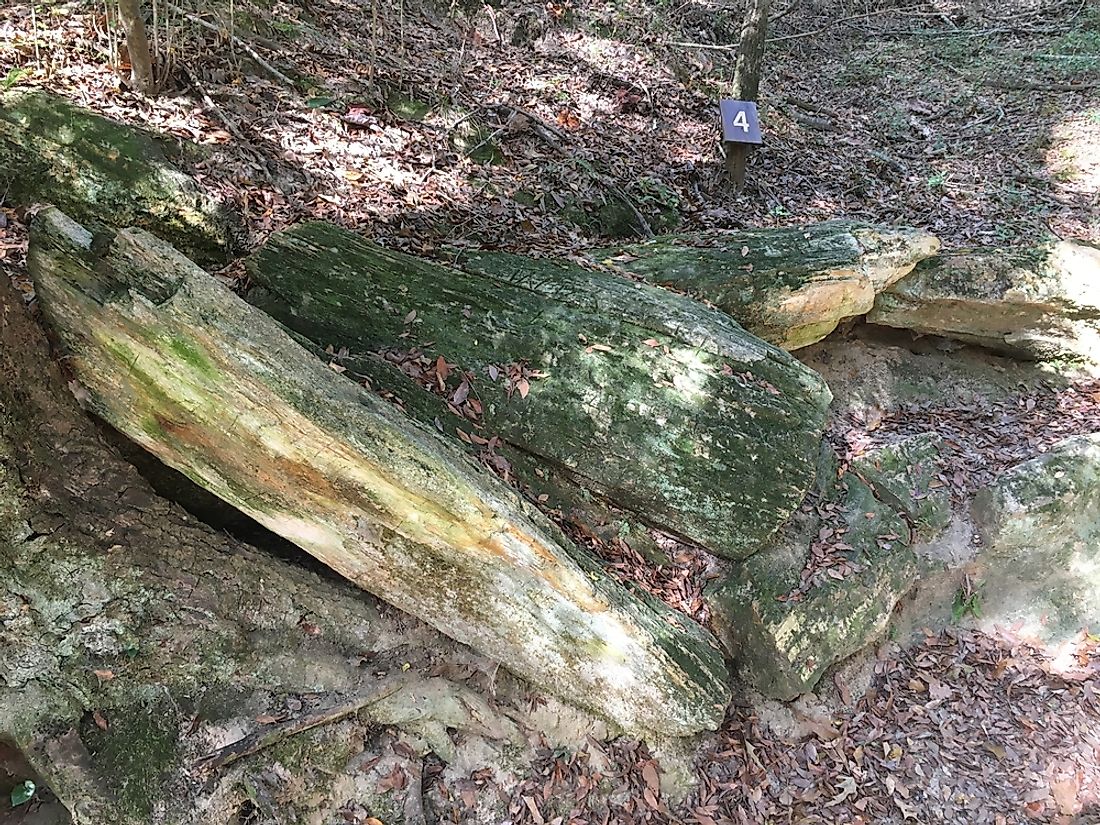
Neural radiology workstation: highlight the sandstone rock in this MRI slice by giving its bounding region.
[707,446,920,699]
[598,221,940,350]
[971,434,1100,644]
[868,241,1100,363]
[852,433,951,541]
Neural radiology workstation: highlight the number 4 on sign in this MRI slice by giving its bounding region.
[720,100,762,144]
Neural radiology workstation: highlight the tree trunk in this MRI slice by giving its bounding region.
[245,222,833,560]
[117,0,156,95]
[0,90,240,263]
[724,0,770,190]
[598,221,941,349]
[27,207,732,738]
[0,263,632,824]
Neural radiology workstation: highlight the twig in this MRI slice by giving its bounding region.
[167,5,298,88]
[981,77,1100,92]
[193,677,406,771]
[767,6,926,43]
[179,63,245,141]
[783,95,839,119]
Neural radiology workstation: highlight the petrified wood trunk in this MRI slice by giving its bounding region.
[27,207,731,737]
[0,266,615,825]
[868,241,1100,362]
[245,222,833,560]
[0,90,240,262]
[597,221,940,349]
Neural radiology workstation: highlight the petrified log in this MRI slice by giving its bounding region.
[245,222,833,560]
[0,270,621,825]
[868,241,1100,362]
[597,221,940,349]
[0,90,240,262]
[27,207,731,737]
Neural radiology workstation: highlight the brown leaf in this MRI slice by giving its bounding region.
[641,760,660,794]
[93,709,109,731]
[377,765,408,793]
[92,668,115,681]
[523,795,545,824]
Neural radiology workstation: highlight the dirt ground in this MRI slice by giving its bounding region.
[2,0,1100,823]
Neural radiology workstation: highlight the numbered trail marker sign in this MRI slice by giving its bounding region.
[720,100,762,144]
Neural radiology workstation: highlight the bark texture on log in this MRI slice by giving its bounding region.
[0,90,239,261]
[245,222,832,560]
[27,208,731,737]
[0,270,608,824]
[598,221,940,349]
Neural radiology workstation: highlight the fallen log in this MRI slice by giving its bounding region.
[596,221,940,349]
[868,241,1100,362]
[0,271,623,824]
[27,207,731,737]
[245,222,833,560]
[0,89,241,262]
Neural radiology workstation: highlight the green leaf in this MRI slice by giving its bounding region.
[2,68,28,91]
[11,779,35,807]
[306,96,336,109]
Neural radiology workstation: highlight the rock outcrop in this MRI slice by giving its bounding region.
[869,241,1100,363]
[706,438,944,699]
[597,221,940,350]
[971,433,1100,644]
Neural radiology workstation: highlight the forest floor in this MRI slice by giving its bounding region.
[2,0,1100,823]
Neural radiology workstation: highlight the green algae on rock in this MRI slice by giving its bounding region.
[971,433,1100,644]
[0,89,241,262]
[707,445,920,699]
[245,222,832,560]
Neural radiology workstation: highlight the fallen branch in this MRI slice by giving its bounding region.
[662,40,739,52]
[168,5,298,88]
[178,63,245,141]
[486,102,653,237]
[194,678,408,771]
[980,77,1100,92]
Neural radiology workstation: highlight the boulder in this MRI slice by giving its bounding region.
[851,433,951,541]
[596,221,940,349]
[868,241,1100,363]
[707,443,922,699]
[971,433,1100,644]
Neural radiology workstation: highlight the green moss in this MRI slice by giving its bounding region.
[164,335,217,380]
[79,696,180,819]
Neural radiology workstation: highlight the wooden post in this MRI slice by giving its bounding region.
[725,0,770,190]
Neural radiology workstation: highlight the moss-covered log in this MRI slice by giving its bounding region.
[597,221,940,349]
[245,222,832,559]
[0,90,240,262]
[0,271,638,824]
[27,208,730,737]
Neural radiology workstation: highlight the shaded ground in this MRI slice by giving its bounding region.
[1,0,1096,258]
[2,1,1100,823]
